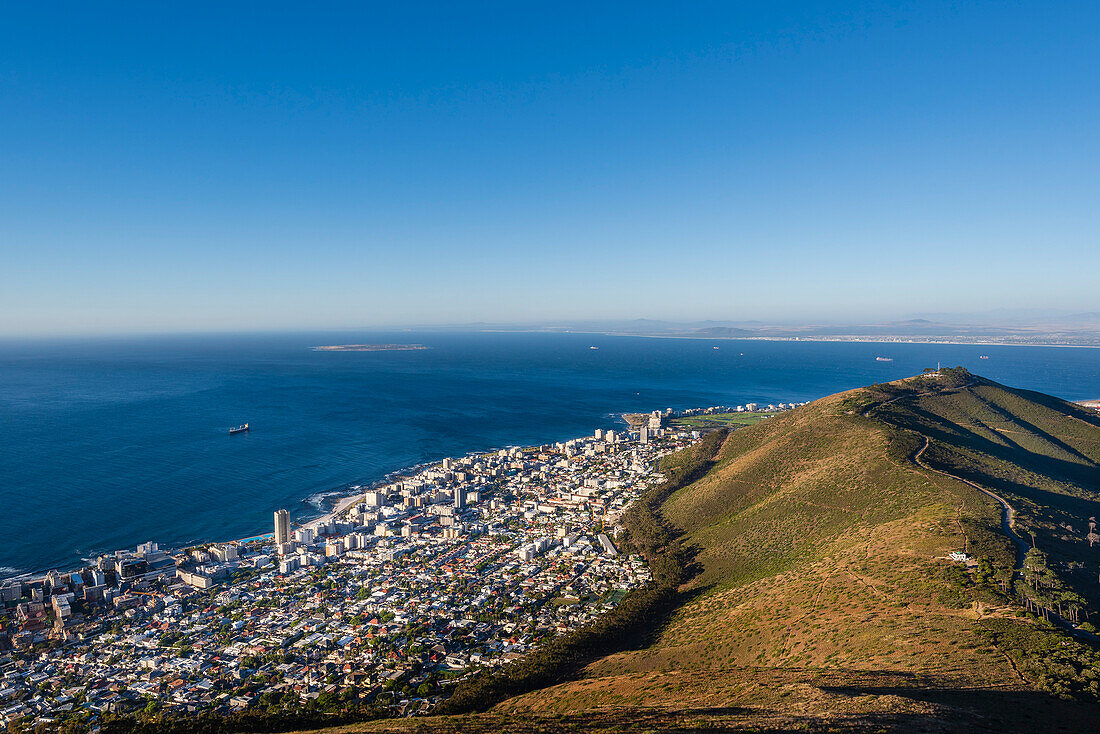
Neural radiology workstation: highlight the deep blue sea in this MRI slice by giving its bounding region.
[1,330,1098,577]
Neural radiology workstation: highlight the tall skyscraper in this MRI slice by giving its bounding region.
[453,487,466,509]
[274,509,289,546]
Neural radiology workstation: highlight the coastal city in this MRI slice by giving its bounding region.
[0,403,796,730]
[5,5,1097,732]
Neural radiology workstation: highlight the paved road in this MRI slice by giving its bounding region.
[862,388,1100,642]
[858,381,1029,566]
[911,434,1030,568]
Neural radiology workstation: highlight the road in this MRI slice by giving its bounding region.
[858,380,1028,566]
[862,387,1100,642]
[911,434,1030,568]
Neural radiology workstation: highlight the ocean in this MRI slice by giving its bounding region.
[1,330,1098,577]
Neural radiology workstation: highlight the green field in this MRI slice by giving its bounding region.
[669,411,777,429]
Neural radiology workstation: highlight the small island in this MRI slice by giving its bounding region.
[311,344,430,352]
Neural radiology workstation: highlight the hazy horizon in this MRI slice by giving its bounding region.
[4,308,1100,342]
[3,2,1098,336]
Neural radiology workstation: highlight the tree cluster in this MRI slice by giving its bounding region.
[1018,548,1088,624]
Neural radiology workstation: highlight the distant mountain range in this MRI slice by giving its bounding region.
[441,313,1100,346]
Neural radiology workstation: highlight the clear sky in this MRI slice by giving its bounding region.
[2,1,1098,335]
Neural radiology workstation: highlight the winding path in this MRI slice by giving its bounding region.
[858,380,1028,567]
[911,434,1030,568]
[861,385,1100,644]
[910,432,1100,642]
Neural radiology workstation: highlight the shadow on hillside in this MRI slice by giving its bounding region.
[377,688,1100,733]
[815,682,1100,732]
[996,382,1100,430]
[921,439,1100,537]
[968,389,1099,465]
[884,402,1100,492]
[878,398,1100,606]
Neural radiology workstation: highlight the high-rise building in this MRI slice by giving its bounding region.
[274,509,289,546]
[453,487,466,509]
[211,545,238,563]
[639,427,649,444]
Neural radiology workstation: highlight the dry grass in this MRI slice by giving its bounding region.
[294,376,1100,732]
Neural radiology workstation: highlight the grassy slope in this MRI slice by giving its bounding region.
[872,377,1100,606]
[335,374,1100,732]
[669,412,778,429]
[487,377,1025,723]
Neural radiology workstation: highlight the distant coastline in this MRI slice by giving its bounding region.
[553,330,1100,349]
[473,316,1100,348]
[6,332,1098,578]
[311,343,430,352]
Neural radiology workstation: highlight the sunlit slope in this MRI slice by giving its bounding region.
[661,387,997,592]
[870,376,1100,606]
[485,374,1100,728]
[519,381,1010,680]
[344,373,1100,731]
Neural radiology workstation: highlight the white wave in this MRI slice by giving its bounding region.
[302,490,345,509]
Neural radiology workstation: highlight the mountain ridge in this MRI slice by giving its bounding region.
[297,372,1100,732]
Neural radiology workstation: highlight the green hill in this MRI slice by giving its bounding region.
[304,372,1100,732]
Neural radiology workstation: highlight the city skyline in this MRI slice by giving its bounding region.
[3,1,1099,336]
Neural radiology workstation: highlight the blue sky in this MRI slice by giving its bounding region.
[2,1,1098,335]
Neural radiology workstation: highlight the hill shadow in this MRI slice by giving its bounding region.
[968,389,1099,466]
[995,382,1100,430]
[815,681,1100,733]
[883,402,1100,492]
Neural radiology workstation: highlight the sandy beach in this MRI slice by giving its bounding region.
[301,492,366,533]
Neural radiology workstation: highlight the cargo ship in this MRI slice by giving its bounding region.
[229,423,250,435]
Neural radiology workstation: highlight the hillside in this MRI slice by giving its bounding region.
[312,372,1100,732]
